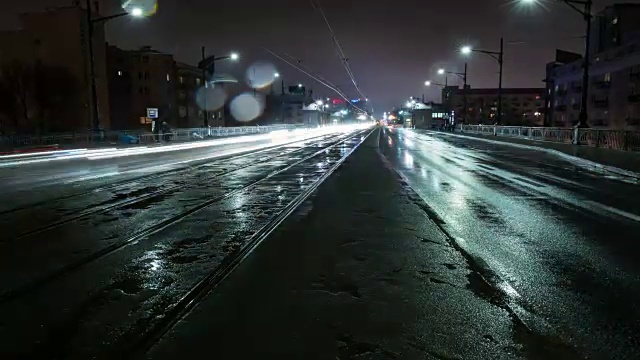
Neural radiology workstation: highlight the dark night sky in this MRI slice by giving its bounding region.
[2,0,638,114]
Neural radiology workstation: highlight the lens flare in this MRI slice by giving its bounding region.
[246,61,278,89]
[196,85,227,111]
[230,93,264,122]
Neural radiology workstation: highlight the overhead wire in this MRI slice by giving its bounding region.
[310,0,368,102]
[262,47,368,114]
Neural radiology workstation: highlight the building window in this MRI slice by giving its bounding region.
[196,78,201,86]
[179,76,184,84]
[166,73,171,82]
[613,17,618,25]
[138,72,142,80]
[144,71,149,80]
[604,72,611,82]
[118,70,123,76]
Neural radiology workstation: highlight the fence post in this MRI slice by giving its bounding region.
[595,130,601,148]
[572,126,579,145]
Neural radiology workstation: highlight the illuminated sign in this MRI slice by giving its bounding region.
[350,99,361,103]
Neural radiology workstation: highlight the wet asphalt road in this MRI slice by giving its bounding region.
[1,125,638,359]
[0,127,370,359]
[380,128,640,358]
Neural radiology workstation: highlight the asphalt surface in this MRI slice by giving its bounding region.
[150,126,640,359]
[383,128,640,358]
[1,126,638,359]
[0,126,371,359]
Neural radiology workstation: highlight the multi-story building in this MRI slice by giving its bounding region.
[545,3,640,129]
[107,46,205,130]
[0,5,109,133]
[443,87,545,126]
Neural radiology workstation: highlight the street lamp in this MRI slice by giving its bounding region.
[520,0,591,127]
[85,1,149,132]
[460,38,504,125]
[199,50,240,126]
[425,81,431,86]
[274,72,280,78]
[439,65,468,124]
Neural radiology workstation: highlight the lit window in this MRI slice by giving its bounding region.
[613,17,618,25]
[179,76,184,84]
[166,73,170,82]
[196,78,201,85]
[604,72,611,82]
[118,70,123,76]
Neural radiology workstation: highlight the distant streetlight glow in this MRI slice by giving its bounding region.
[437,68,445,75]
[130,7,144,17]
[316,100,323,105]
[460,46,472,55]
[425,81,431,86]
[298,83,303,88]
[230,52,239,61]
[405,101,412,108]
[274,72,280,78]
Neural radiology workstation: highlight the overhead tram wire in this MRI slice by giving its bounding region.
[261,47,369,115]
[310,0,368,102]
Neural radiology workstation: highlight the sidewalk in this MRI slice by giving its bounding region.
[450,130,640,177]
[146,128,573,360]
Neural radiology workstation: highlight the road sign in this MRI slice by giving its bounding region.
[147,108,159,119]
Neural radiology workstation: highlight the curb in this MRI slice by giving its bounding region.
[431,131,640,180]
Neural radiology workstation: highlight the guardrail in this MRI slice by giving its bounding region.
[459,125,640,152]
[0,125,300,150]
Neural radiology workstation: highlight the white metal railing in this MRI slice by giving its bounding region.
[0,124,301,150]
[459,124,640,152]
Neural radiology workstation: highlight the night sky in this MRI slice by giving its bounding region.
[2,0,637,114]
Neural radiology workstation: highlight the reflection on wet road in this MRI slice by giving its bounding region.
[379,127,640,359]
[0,126,371,358]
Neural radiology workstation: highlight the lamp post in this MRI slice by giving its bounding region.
[521,0,592,127]
[460,38,504,125]
[85,0,145,132]
[438,65,467,124]
[199,49,239,127]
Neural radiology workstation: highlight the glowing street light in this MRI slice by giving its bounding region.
[425,81,432,86]
[274,72,280,78]
[437,68,445,75]
[230,52,239,61]
[298,83,303,88]
[519,0,592,128]
[316,100,323,105]
[130,7,144,17]
[460,45,472,55]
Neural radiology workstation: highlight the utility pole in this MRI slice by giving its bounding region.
[497,37,504,125]
[85,0,100,132]
[201,46,210,127]
[578,0,592,128]
[463,62,468,125]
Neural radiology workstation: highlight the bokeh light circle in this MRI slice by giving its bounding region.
[230,93,265,122]
[245,61,278,89]
[195,86,227,111]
